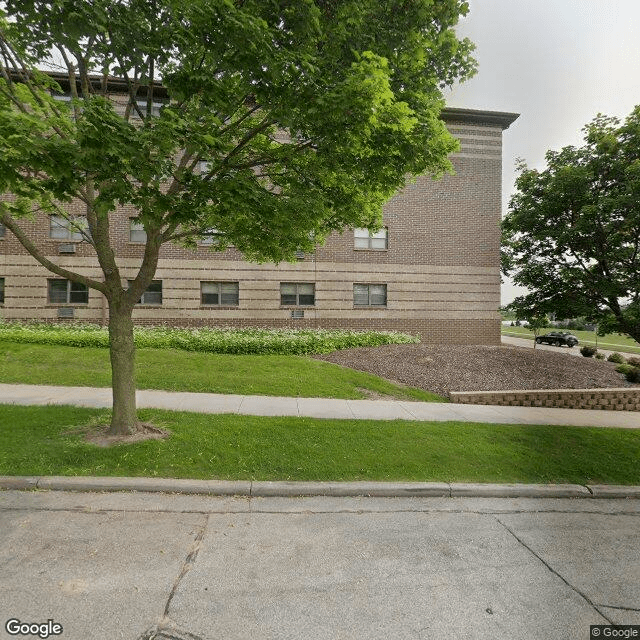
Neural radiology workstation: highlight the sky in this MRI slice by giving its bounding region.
[445,0,640,304]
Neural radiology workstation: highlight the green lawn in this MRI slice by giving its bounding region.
[501,326,640,354]
[1,405,638,484]
[0,341,443,402]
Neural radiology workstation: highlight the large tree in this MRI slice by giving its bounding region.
[502,108,640,344]
[0,0,476,434]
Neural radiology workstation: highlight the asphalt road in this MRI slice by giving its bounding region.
[502,334,639,360]
[1,490,638,640]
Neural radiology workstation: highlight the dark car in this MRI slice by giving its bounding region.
[535,331,579,347]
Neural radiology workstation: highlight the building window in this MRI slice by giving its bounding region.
[48,279,89,304]
[134,99,164,118]
[280,282,315,306]
[354,283,387,307]
[49,215,89,241]
[354,227,388,250]
[197,161,211,175]
[129,219,147,243]
[0,223,5,237]
[0,278,4,304]
[201,281,239,306]
[130,280,162,305]
[199,229,221,246]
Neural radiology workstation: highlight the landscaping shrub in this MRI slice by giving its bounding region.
[627,357,640,367]
[580,346,597,358]
[624,367,640,383]
[594,353,605,360]
[607,352,626,364]
[0,322,419,355]
[565,319,587,331]
[616,363,636,376]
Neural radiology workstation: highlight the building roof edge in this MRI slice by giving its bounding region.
[27,71,521,129]
[442,107,520,130]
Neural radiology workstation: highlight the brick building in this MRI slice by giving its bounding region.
[0,100,518,344]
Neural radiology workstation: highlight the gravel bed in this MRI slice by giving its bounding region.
[313,344,638,398]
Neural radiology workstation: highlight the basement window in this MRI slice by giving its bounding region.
[131,280,163,305]
[353,283,387,307]
[280,283,315,306]
[48,279,89,304]
[201,282,239,306]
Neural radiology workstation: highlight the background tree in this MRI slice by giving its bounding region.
[524,314,549,349]
[502,107,640,345]
[0,0,476,435]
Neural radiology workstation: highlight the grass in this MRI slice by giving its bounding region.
[0,341,444,402]
[1,405,639,484]
[501,325,640,354]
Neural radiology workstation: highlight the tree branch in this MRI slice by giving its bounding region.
[217,101,261,138]
[163,226,223,243]
[208,115,276,178]
[105,27,145,121]
[0,35,71,140]
[83,179,122,289]
[226,140,314,172]
[125,227,162,305]
[0,206,107,293]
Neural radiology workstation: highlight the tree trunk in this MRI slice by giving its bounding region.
[107,301,140,435]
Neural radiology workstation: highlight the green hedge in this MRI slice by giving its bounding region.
[0,322,419,355]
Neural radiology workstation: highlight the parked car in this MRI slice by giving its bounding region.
[535,332,579,347]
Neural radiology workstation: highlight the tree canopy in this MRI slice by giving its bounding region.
[1,0,476,262]
[502,107,640,344]
[0,0,476,434]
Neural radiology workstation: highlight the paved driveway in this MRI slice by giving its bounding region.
[1,490,638,639]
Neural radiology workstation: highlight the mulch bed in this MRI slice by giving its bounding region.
[313,344,638,398]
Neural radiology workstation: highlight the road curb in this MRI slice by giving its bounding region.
[586,484,640,498]
[250,481,452,497]
[35,476,251,495]
[2,476,640,499]
[448,483,591,498]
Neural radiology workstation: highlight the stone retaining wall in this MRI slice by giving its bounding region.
[450,388,640,412]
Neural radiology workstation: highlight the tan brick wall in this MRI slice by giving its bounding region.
[0,112,512,344]
[451,388,640,412]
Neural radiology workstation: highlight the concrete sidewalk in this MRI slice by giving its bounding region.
[1,382,639,428]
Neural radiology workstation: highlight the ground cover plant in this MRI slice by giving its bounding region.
[0,342,443,402]
[0,323,419,354]
[1,405,638,485]
[501,325,640,354]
